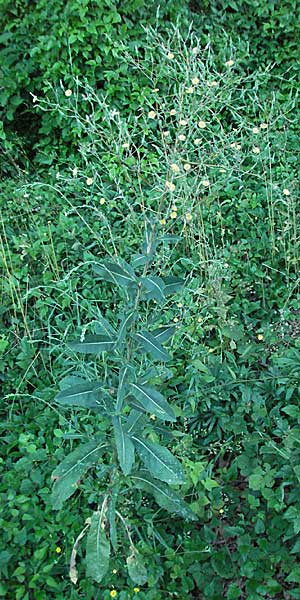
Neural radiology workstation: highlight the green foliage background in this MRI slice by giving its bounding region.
[1,0,300,598]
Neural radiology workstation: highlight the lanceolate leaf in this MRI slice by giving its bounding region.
[86,511,110,583]
[131,436,185,484]
[55,382,104,409]
[135,331,171,362]
[125,410,147,435]
[116,364,135,411]
[152,325,176,344]
[116,311,136,348]
[132,471,197,520]
[140,275,166,303]
[163,276,184,295]
[93,261,136,288]
[130,383,176,422]
[112,416,135,475]
[51,441,105,509]
[69,335,115,354]
[94,312,116,337]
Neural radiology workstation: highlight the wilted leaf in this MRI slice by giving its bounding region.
[126,549,148,585]
[86,511,110,583]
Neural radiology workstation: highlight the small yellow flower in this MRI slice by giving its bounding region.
[257,334,264,341]
[283,188,290,196]
[197,317,202,323]
[167,52,174,59]
[99,197,106,205]
[148,110,156,119]
[201,179,210,187]
[177,302,183,308]
[219,168,226,173]
[170,109,177,116]
[159,218,166,225]
[150,414,157,420]
[112,569,118,574]
[194,138,201,145]
[56,172,60,179]
[185,212,192,222]
[133,588,140,594]
[225,59,234,67]
[170,211,177,218]
[185,86,194,94]
[171,204,177,211]
[122,142,130,148]
[260,122,268,129]
[198,120,206,129]
[207,80,218,87]
[252,146,260,154]
[170,163,180,173]
[252,127,260,134]
[86,177,94,185]
[192,47,198,55]
[173,317,179,323]
[166,181,176,192]
[65,89,72,97]
[55,547,62,554]
[230,143,236,148]
[179,119,188,126]
[162,130,170,137]
[72,167,78,176]
[219,509,224,514]
[192,77,199,85]
[178,134,186,141]
[110,591,117,598]
[183,163,191,171]
[153,88,159,92]
[236,144,241,150]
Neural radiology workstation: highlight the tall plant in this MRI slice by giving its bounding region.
[51,223,196,585]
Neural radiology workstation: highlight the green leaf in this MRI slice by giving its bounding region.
[51,441,104,509]
[94,312,116,337]
[163,276,184,295]
[132,471,197,520]
[116,364,135,411]
[112,416,135,475]
[152,325,176,343]
[69,335,115,353]
[140,275,165,303]
[131,436,185,484]
[125,410,147,435]
[107,485,119,552]
[130,383,176,422]
[116,310,136,348]
[93,261,136,288]
[135,331,171,361]
[86,511,110,583]
[55,382,103,408]
[126,549,148,585]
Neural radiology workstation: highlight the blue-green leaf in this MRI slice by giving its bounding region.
[130,383,176,422]
[126,549,148,585]
[112,416,135,475]
[93,261,136,288]
[163,276,184,295]
[135,331,171,361]
[51,441,104,509]
[132,471,197,520]
[125,410,147,435]
[116,311,136,348]
[152,325,176,343]
[55,382,103,408]
[131,436,185,484]
[94,312,116,337]
[86,511,110,583]
[116,364,135,411]
[69,335,115,354]
[140,275,165,303]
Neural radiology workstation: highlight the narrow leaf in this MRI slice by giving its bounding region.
[94,312,116,337]
[163,276,184,295]
[125,410,147,435]
[107,485,119,552]
[130,383,176,422]
[51,441,104,509]
[113,416,135,475]
[140,275,165,303]
[69,335,115,354]
[86,511,110,583]
[131,436,185,484]
[93,261,136,288]
[132,471,197,520]
[135,331,171,362]
[116,364,135,411]
[116,311,136,348]
[152,325,176,344]
[55,382,103,408]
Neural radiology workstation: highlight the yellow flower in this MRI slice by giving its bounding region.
[65,89,72,97]
[169,109,177,116]
[153,88,159,92]
[177,302,183,308]
[185,212,192,222]
[198,120,206,129]
[257,334,264,341]
[283,188,290,196]
[170,163,180,173]
[178,134,186,141]
[183,163,191,171]
[170,211,177,218]
[173,317,179,323]
[252,127,259,134]
[185,87,194,94]
[236,144,241,150]
[192,47,198,55]
[55,547,62,554]
[72,167,78,176]
[86,177,94,185]
[167,52,174,59]
[159,218,166,225]
[166,181,176,192]
[252,146,260,154]
[219,509,224,514]
[260,122,268,129]
[179,119,188,126]
[112,569,117,574]
[207,80,217,87]
[110,591,117,598]
[150,414,157,420]
[194,138,201,145]
[122,142,130,148]
[133,588,140,593]
[148,110,156,119]
[192,77,199,85]
[162,130,170,137]
[99,197,106,205]
[201,179,210,187]
[197,317,202,323]
[219,168,226,173]
[225,59,234,67]
[230,143,236,148]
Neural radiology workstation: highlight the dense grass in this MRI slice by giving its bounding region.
[1,5,300,600]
